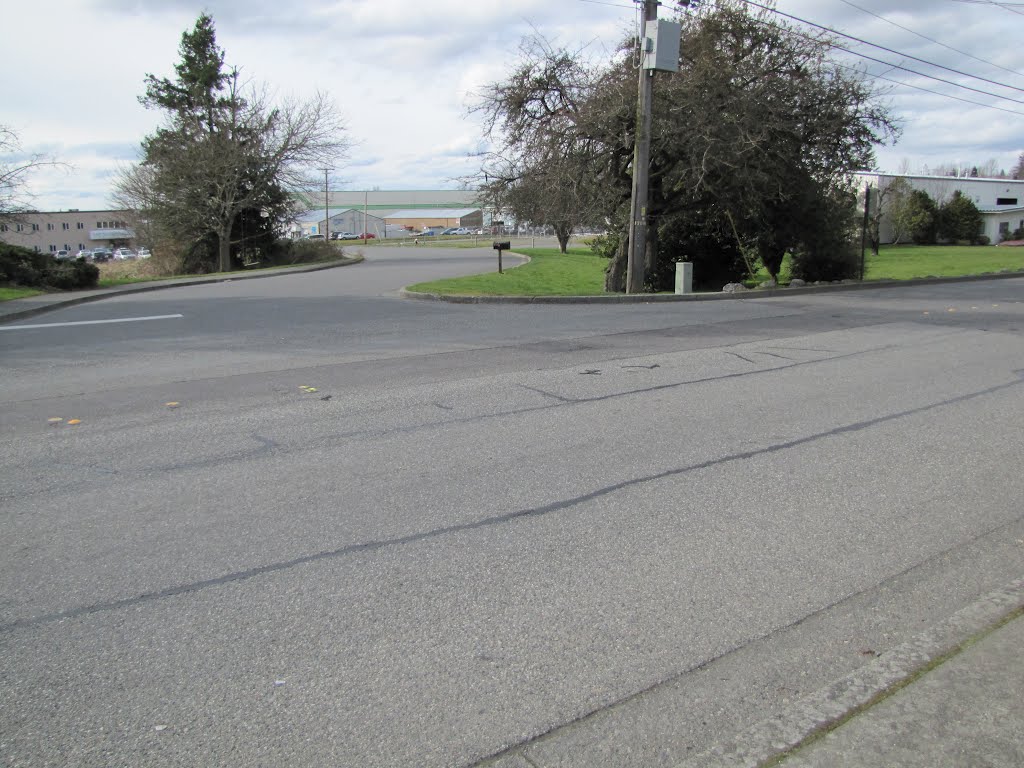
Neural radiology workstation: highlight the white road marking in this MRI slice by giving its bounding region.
[0,314,184,330]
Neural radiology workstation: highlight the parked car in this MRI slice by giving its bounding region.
[53,249,70,260]
[305,234,326,241]
[418,229,436,236]
[451,228,473,236]
[75,250,92,260]
[441,227,458,235]
[112,247,135,260]
[136,247,152,258]
[357,232,377,239]
[336,232,359,240]
[91,248,112,262]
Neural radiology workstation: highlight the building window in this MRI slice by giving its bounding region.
[31,224,39,231]
[996,197,1018,206]
[0,224,7,232]
[49,245,57,252]
[16,224,23,232]
[77,222,84,229]
[46,223,54,230]
[62,222,70,230]
[999,222,1010,238]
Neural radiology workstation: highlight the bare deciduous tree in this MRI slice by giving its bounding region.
[1,126,66,224]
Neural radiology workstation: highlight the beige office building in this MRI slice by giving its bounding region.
[0,210,135,254]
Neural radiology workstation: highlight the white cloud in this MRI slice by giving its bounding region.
[4,0,1024,211]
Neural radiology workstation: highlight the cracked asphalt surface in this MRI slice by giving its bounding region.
[2,247,1023,766]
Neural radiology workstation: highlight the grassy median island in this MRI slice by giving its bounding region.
[407,244,1024,297]
[407,247,608,296]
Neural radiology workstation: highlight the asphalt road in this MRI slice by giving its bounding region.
[2,247,1023,766]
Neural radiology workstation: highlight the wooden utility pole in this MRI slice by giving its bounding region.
[626,0,659,294]
[860,184,871,280]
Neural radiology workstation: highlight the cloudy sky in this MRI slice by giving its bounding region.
[4,0,1024,212]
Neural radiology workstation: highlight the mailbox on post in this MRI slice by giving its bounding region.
[493,241,511,274]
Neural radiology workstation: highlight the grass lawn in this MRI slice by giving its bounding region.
[865,244,1024,280]
[0,286,44,301]
[407,247,608,296]
[408,243,1024,297]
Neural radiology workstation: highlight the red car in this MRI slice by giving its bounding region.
[357,233,377,239]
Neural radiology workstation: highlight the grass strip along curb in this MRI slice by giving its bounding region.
[403,245,1024,302]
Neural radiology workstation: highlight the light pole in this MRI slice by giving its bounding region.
[319,167,333,241]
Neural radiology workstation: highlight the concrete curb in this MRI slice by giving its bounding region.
[400,268,1024,305]
[679,577,1024,768]
[0,255,362,325]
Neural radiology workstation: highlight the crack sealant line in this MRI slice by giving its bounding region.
[3,372,1022,636]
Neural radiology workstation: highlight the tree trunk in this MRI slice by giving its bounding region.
[644,221,658,290]
[555,224,571,253]
[218,230,232,273]
[604,236,627,292]
[759,244,784,284]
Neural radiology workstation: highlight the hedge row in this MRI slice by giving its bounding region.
[0,243,99,290]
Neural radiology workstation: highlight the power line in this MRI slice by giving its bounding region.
[837,62,1024,117]
[576,0,635,9]
[836,0,1024,79]
[951,0,1024,14]
[739,0,1024,96]
[835,46,1024,106]
[762,26,1024,107]
[575,0,1024,115]
[737,6,1024,115]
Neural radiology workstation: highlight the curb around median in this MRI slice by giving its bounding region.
[400,266,1024,304]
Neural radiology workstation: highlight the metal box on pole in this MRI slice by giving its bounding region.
[643,20,681,72]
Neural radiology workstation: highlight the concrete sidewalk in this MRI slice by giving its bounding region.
[774,612,1024,767]
[679,578,1023,768]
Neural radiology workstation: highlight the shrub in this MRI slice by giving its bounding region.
[789,189,862,282]
[45,259,100,290]
[655,209,748,291]
[263,238,339,266]
[789,240,860,282]
[589,232,620,261]
[0,243,99,289]
[902,190,939,244]
[976,235,991,246]
[938,191,983,244]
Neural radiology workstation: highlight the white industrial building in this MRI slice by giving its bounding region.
[855,172,1024,244]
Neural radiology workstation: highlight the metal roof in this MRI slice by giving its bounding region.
[295,208,352,222]
[384,208,480,219]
